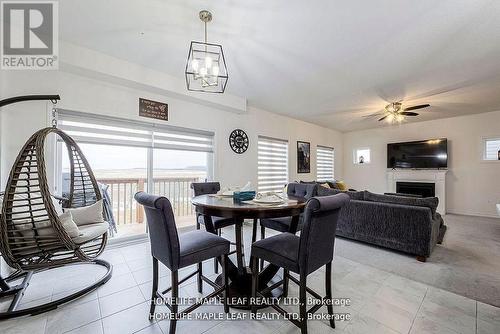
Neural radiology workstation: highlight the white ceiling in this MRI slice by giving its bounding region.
[59,0,500,132]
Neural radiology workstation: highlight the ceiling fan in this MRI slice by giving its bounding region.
[377,102,430,122]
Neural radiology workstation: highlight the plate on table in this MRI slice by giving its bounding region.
[253,194,285,204]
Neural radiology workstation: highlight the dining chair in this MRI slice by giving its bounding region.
[250,193,350,334]
[191,182,237,273]
[259,183,317,269]
[134,192,230,334]
[259,183,318,238]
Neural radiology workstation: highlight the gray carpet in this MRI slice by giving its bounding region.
[333,214,500,307]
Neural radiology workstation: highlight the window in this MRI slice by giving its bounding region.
[316,146,334,181]
[353,148,371,164]
[57,109,214,239]
[483,137,500,161]
[258,136,288,192]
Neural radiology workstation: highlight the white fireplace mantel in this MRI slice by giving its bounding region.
[386,169,448,214]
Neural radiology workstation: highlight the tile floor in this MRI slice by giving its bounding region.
[1,224,499,334]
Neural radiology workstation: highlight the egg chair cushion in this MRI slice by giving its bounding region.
[72,222,109,244]
[67,200,105,226]
[15,211,81,238]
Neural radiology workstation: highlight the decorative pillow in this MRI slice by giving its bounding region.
[15,211,80,238]
[67,199,104,226]
[319,182,330,189]
[335,181,348,191]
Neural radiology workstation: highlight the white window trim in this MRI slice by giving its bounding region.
[353,147,371,165]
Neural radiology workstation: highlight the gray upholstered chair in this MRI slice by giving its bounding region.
[191,182,237,273]
[135,192,230,334]
[250,193,350,334]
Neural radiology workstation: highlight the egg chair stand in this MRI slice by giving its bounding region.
[0,126,113,320]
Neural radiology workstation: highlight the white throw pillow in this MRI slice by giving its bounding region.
[15,211,80,238]
[67,199,104,226]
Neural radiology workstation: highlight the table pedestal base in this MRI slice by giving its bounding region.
[215,271,283,310]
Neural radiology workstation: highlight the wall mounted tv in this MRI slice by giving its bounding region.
[387,138,448,169]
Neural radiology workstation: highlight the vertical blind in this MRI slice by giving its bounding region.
[316,146,334,181]
[56,109,214,153]
[258,136,289,192]
[484,138,500,160]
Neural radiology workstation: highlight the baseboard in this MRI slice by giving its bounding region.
[445,210,500,219]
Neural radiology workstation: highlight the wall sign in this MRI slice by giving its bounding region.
[139,98,168,121]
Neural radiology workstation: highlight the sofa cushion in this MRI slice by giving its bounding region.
[364,191,439,218]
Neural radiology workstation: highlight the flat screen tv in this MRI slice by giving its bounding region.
[387,138,448,169]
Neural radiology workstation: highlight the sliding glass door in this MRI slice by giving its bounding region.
[56,109,214,240]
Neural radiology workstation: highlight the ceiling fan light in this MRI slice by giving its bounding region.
[387,114,395,123]
[396,114,404,122]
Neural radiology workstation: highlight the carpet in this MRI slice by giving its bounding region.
[333,214,500,307]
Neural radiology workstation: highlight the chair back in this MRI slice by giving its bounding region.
[287,183,317,199]
[191,182,221,196]
[298,193,350,274]
[134,192,180,270]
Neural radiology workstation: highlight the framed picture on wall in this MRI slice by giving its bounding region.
[297,141,311,173]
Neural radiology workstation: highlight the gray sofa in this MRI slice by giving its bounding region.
[316,186,445,261]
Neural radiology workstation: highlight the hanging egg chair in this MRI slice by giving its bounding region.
[0,102,112,319]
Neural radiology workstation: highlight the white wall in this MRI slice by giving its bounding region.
[0,50,343,191]
[343,111,500,217]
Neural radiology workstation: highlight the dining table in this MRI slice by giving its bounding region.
[191,194,306,309]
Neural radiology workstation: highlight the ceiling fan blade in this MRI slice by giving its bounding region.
[403,104,430,111]
[378,115,388,121]
[399,112,419,116]
[362,112,384,118]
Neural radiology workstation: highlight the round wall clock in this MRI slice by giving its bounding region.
[229,129,249,154]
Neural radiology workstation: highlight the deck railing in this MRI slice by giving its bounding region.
[97,176,202,226]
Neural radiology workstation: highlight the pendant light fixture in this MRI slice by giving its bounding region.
[185,10,228,93]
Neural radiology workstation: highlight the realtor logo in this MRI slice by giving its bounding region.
[1,1,58,69]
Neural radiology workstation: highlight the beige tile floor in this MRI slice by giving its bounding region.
[1,224,499,334]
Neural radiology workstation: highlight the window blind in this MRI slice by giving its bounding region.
[258,136,288,192]
[484,138,500,160]
[56,109,214,153]
[316,146,334,181]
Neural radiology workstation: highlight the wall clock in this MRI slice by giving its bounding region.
[229,129,249,154]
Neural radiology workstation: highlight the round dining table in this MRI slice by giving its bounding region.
[191,194,306,309]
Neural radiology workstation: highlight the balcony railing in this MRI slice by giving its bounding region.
[97,176,203,226]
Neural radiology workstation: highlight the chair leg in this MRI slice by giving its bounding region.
[260,226,266,270]
[222,254,230,313]
[325,262,335,329]
[214,229,221,274]
[169,270,179,334]
[149,257,159,317]
[197,262,203,293]
[283,269,289,298]
[299,272,308,334]
[251,256,259,315]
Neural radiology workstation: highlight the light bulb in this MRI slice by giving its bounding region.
[199,67,207,77]
[212,65,219,76]
[205,56,212,68]
[191,59,199,72]
[387,114,395,123]
[396,114,404,122]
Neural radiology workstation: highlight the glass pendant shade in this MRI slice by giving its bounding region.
[185,42,228,93]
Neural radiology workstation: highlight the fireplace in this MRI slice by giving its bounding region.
[396,181,435,198]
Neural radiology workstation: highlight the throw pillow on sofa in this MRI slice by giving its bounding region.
[15,211,81,238]
[317,186,364,200]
